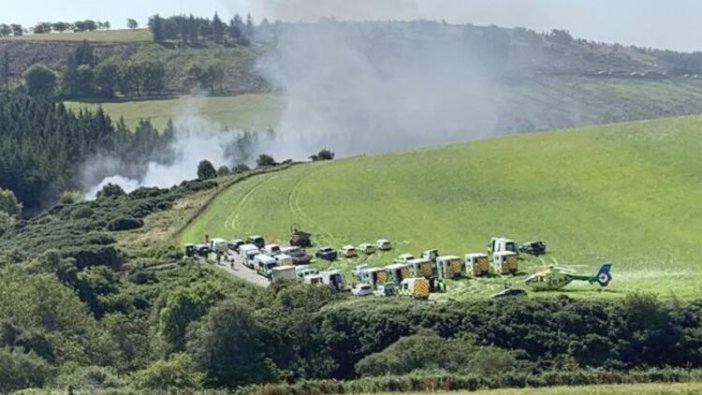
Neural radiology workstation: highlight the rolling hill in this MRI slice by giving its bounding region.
[181,115,702,298]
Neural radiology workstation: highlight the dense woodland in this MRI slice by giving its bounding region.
[0,92,174,212]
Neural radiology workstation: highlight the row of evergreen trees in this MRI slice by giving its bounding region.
[148,13,255,46]
[0,93,174,211]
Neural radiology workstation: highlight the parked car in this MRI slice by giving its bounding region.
[228,239,245,252]
[351,283,373,296]
[490,288,528,299]
[315,246,338,261]
[518,241,547,256]
[341,245,358,258]
[281,246,313,265]
[394,253,415,264]
[195,244,211,257]
[262,244,281,256]
[358,243,376,255]
[376,239,393,251]
[247,235,265,249]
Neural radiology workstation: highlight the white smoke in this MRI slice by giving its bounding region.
[255,21,500,160]
[83,97,252,198]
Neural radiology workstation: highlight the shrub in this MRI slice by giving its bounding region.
[96,183,126,200]
[0,348,54,393]
[232,163,250,174]
[72,205,94,219]
[217,165,230,177]
[256,154,276,168]
[106,217,144,231]
[59,190,83,205]
[130,353,204,390]
[197,160,217,180]
[55,365,124,390]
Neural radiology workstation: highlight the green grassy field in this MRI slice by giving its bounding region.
[374,383,702,395]
[181,115,702,298]
[0,29,152,42]
[65,94,284,131]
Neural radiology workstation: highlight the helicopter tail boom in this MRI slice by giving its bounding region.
[594,263,612,287]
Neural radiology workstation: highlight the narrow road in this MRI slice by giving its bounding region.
[199,251,270,288]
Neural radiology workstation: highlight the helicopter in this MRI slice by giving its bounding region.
[524,262,612,291]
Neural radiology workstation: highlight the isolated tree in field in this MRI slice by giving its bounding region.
[52,22,72,32]
[23,64,57,97]
[316,148,335,161]
[127,19,138,30]
[256,154,276,168]
[197,160,217,180]
[32,22,52,34]
[10,24,23,36]
[0,24,11,37]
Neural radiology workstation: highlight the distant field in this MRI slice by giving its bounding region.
[0,29,152,42]
[375,383,702,395]
[65,94,285,131]
[181,115,702,299]
[64,76,702,134]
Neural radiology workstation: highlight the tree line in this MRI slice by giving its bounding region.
[0,92,174,212]
[0,20,111,37]
[19,40,243,98]
[22,40,167,98]
[148,13,256,46]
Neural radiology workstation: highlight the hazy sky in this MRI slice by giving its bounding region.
[4,0,701,52]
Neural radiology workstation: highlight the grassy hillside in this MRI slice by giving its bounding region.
[65,94,284,131]
[181,115,702,298]
[0,29,152,42]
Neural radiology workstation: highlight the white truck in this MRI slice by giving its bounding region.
[275,253,293,267]
[209,238,228,253]
[254,254,278,278]
[270,266,297,281]
[238,244,260,268]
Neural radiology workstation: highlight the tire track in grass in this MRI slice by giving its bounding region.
[224,174,279,232]
[287,165,338,247]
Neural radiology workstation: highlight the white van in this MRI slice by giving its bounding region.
[271,266,297,281]
[209,238,228,253]
[254,254,278,278]
[275,253,293,267]
[238,244,260,268]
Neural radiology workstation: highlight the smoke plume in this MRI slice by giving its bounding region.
[256,21,500,159]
